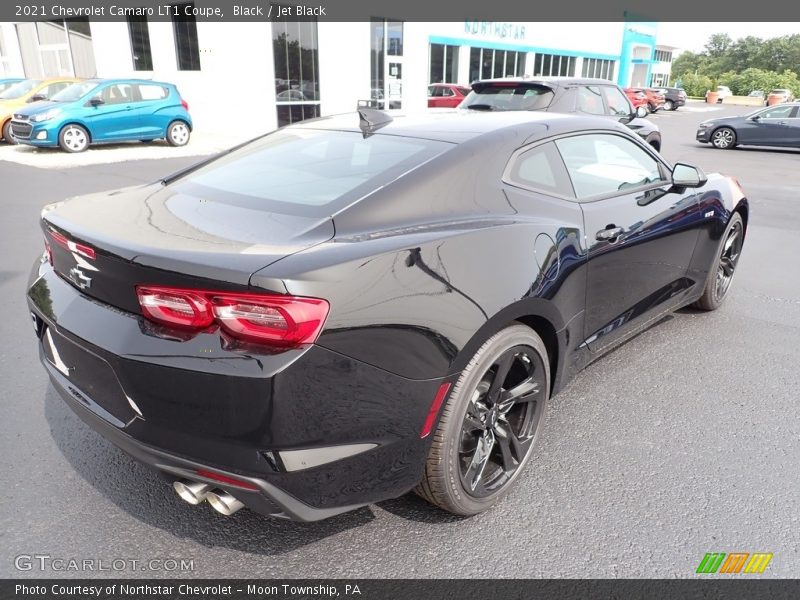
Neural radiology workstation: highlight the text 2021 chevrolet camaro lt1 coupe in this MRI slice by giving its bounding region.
[27,110,748,521]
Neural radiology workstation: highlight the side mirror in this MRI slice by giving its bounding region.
[635,105,648,118]
[89,97,104,107]
[27,94,46,103]
[672,163,707,188]
[751,114,761,121]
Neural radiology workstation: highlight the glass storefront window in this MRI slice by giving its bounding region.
[429,43,458,83]
[272,10,321,127]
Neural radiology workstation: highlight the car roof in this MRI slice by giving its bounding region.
[290,109,630,144]
[472,76,622,89]
[79,78,176,86]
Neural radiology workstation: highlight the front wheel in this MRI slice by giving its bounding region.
[693,213,744,311]
[711,127,737,149]
[3,120,18,144]
[167,120,190,147]
[415,324,550,516]
[664,99,674,111]
[59,124,89,153]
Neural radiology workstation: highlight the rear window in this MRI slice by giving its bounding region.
[171,129,452,217]
[460,83,554,111]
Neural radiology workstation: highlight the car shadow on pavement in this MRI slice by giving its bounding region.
[43,386,377,555]
[376,494,467,524]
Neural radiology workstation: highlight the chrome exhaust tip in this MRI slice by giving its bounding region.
[206,491,245,516]
[173,480,213,505]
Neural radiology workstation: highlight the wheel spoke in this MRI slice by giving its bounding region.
[464,431,494,491]
[494,423,526,472]
[720,257,735,277]
[498,377,540,413]
[486,352,516,404]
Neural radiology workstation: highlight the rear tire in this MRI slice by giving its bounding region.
[415,324,550,516]
[693,213,744,311]
[664,99,674,111]
[59,124,89,153]
[167,120,190,147]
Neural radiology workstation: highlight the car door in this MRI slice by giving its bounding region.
[745,104,797,146]
[83,83,138,141]
[554,132,703,351]
[129,83,171,138]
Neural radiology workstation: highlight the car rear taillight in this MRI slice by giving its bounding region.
[135,285,329,347]
[181,98,189,111]
[47,228,96,260]
[44,238,53,266]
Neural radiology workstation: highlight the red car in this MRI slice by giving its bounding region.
[427,83,471,108]
[626,87,666,113]
[624,88,648,110]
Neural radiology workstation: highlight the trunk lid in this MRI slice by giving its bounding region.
[43,182,334,313]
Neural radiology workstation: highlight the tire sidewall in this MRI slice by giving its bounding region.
[435,324,550,515]
[59,125,89,153]
[167,120,190,146]
[3,120,18,144]
[698,212,744,310]
[712,127,736,150]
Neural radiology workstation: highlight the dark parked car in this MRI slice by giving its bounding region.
[28,110,747,521]
[654,87,687,111]
[460,77,661,151]
[696,102,800,149]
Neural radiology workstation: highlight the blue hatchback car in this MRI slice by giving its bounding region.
[9,79,192,152]
[0,78,24,94]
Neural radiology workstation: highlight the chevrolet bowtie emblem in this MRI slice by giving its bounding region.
[68,266,92,290]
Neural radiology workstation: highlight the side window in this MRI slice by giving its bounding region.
[555,133,666,199]
[138,84,168,101]
[577,86,605,115]
[98,84,134,105]
[41,82,70,98]
[441,87,454,97]
[760,105,793,119]
[601,86,632,117]
[458,87,471,96]
[505,141,575,198]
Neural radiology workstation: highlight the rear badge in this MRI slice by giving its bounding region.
[68,266,92,290]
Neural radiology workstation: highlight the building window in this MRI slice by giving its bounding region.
[469,47,524,82]
[429,43,458,84]
[654,49,672,63]
[581,58,615,80]
[0,28,10,76]
[533,53,576,77]
[15,19,97,78]
[370,18,403,109]
[272,12,320,127]
[127,15,153,71]
[171,3,200,71]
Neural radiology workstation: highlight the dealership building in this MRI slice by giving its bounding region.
[0,16,676,134]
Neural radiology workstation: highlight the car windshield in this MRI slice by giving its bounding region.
[169,128,452,217]
[460,84,555,111]
[0,79,41,100]
[51,82,99,102]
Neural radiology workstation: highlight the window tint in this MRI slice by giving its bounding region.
[460,84,554,111]
[40,82,71,98]
[52,81,97,102]
[577,86,605,115]
[173,130,451,217]
[506,142,574,198]
[138,84,168,100]
[171,4,201,71]
[555,134,665,199]
[760,105,793,119]
[95,83,134,105]
[127,15,153,71]
[600,86,632,116]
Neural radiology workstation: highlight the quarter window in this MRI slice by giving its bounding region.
[555,134,665,199]
[577,86,606,115]
[138,84,168,100]
[506,142,575,198]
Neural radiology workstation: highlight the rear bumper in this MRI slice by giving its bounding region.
[28,259,448,520]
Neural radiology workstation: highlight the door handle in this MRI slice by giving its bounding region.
[596,226,624,242]
[778,121,787,125]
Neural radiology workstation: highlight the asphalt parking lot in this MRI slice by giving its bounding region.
[1,102,799,578]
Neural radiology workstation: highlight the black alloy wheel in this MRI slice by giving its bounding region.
[416,324,549,515]
[693,213,745,310]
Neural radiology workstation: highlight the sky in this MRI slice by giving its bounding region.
[657,22,800,54]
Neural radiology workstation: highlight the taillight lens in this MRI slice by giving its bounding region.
[47,228,96,260]
[135,286,329,347]
[181,98,189,111]
[137,287,214,329]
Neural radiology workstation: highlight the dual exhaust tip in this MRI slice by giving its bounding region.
[173,480,245,516]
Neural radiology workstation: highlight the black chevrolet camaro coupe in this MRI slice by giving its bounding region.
[27,110,748,521]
